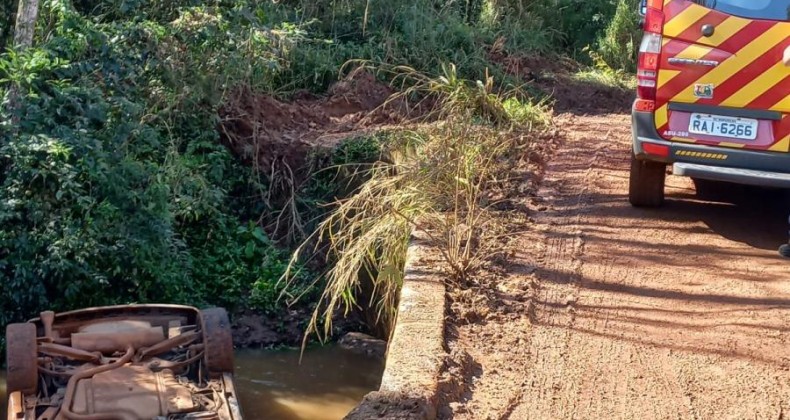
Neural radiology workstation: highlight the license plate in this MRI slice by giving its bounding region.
[688,113,758,140]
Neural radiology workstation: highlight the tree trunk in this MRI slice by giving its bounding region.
[12,0,38,49]
[4,0,38,132]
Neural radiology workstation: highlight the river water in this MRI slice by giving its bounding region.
[0,346,383,420]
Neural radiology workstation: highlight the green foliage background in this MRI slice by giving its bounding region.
[0,0,639,354]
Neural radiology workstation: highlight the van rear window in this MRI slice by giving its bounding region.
[693,0,790,21]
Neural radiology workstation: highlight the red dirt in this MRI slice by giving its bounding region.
[491,52,634,114]
[218,71,398,175]
[440,113,790,419]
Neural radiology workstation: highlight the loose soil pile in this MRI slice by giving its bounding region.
[218,71,399,177]
[491,52,634,114]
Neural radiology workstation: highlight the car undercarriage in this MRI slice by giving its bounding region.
[5,305,242,420]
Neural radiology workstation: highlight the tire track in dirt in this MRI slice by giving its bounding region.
[441,113,790,420]
[517,116,688,419]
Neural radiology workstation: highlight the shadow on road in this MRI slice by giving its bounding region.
[666,181,790,250]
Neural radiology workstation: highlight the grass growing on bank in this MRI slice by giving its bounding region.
[284,66,550,339]
[573,67,636,91]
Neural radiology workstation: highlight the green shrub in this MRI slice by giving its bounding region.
[596,0,640,72]
[189,221,314,313]
[0,3,312,345]
[0,0,14,51]
[72,0,202,22]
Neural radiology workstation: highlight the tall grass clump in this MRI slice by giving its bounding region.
[283,65,549,341]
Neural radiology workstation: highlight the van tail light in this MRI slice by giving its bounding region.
[642,142,670,158]
[637,32,662,102]
[637,1,664,103]
[634,99,656,112]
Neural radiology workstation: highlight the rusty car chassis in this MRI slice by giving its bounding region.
[5,305,242,420]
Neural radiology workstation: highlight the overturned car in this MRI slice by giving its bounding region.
[5,305,242,420]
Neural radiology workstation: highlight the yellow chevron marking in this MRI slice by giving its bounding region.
[675,150,729,159]
[681,25,787,103]
[769,135,790,152]
[658,70,681,89]
[771,92,790,113]
[672,137,696,143]
[664,6,711,38]
[664,0,673,6]
[723,62,788,108]
[698,16,750,47]
[655,104,668,128]
[717,142,745,149]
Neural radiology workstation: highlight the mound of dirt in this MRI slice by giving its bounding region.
[490,52,634,114]
[544,76,634,114]
[218,71,398,176]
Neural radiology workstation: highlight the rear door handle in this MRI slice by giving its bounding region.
[668,57,719,67]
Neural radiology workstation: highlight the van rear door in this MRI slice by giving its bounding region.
[654,0,790,152]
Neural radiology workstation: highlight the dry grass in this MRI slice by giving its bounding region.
[281,65,550,343]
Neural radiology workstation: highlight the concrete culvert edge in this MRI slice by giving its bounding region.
[346,231,447,420]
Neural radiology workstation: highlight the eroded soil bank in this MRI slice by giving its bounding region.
[218,71,403,348]
[219,71,398,176]
[439,113,790,419]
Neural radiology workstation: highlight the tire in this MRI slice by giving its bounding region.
[780,244,790,258]
[6,323,38,395]
[199,308,234,378]
[629,153,666,207]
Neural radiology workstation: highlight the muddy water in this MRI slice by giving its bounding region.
[234,346,384,420]
[0,346,383,420]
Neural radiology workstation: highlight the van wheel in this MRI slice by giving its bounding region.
[6,323,39,395]
[629,153,666,207]
[200,308,234,378]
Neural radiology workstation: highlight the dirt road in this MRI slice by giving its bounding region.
[441,113,790,420]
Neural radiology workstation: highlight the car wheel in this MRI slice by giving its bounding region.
[629,153,666,207]
[199,308,234,378]
[6,323,38,395]
[780,244,790,258]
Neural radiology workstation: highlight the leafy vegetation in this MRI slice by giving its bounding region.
[0,0,641,355]
[595,0,642,73]
[282,65,551,340]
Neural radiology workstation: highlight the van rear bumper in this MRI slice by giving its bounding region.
[672,163,790,189]
[632,108,790,188]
